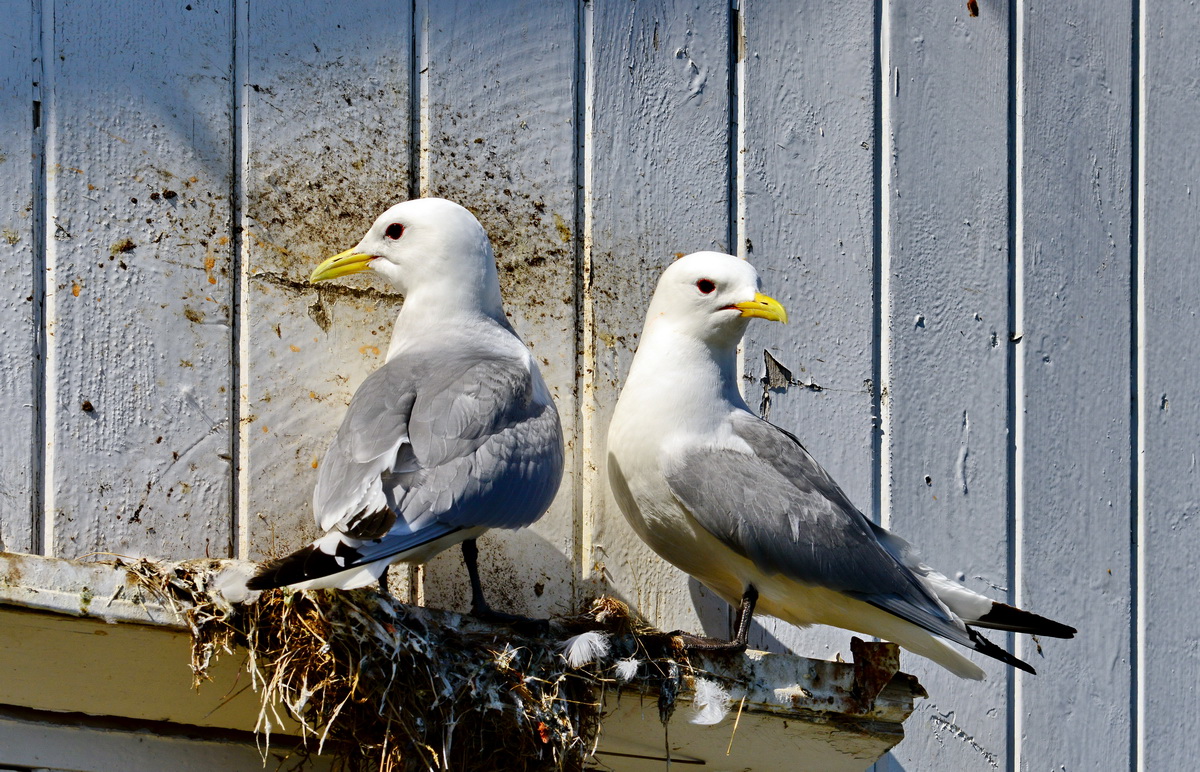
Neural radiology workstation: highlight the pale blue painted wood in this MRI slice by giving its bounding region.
[0,0,36,555]
[43,0,235,560]
[1141,2,1200,768]
[881,2,1016,768]
[1017,2,1135,769]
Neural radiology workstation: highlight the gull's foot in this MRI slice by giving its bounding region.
[668,630,748,654]
[471,605,551,635]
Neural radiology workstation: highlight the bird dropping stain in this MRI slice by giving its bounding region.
[110,238,136,256]
[552,212,572,244]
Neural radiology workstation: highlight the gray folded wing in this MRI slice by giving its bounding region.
[664,411,975,646]
[314,334,564,539]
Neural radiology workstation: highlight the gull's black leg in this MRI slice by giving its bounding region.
[671,585,758,653]
[461,538,548,631]
[377,566,391,596]
[462,538,487,613]
[731,585,759,648]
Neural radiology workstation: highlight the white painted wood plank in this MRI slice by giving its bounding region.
[239,1,412,579]
[881,4,1014,769]
[1017,2,1134,768]
[1141,4,1200,767]
[583,0,733,636]
[0,2,36,555]
[44,1,234,560]
[415,0,580,618]
[739,0,878,664]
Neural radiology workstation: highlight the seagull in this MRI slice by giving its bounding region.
[247,198,564,622]
[606,251,1074,679]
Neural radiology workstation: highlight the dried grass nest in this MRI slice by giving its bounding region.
[126,559,703,772]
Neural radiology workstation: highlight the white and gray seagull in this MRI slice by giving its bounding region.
[606,251,1074,679]
[248,198,564,621]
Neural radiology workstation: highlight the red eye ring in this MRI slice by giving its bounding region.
[696,279,716,294]
[385,223,404,240]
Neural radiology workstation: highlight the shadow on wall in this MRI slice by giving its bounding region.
[420,528,578,620]
[418,529,751,641]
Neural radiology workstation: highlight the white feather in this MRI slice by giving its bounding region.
[560,631,610,668]
[690,678,731,725]
[614,657,641,682]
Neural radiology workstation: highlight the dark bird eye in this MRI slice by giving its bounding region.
[385,223,404,240]
[696,279,716,294]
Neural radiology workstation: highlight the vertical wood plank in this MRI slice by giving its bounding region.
[415,0,580,617]
[45,0,234,560]
[882,2,1014,768]
[240,1,412,573]
[583,0,733,636]
[739,0,878,662]
[1142,3,1200,766]
[0,2,36,554]
[1017,1,1134,768]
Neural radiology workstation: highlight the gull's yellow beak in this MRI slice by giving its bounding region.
[309,248,375,283]
[734,292,788,324]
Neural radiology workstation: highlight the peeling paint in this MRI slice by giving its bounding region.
[927,708,999,769]
[955,410,970,495]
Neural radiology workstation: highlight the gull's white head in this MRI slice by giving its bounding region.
[309,197,504,316]
[644,251,787,348]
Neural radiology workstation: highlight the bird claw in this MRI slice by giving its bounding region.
[471,605,550,635]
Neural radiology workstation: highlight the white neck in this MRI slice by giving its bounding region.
[386,278,511,360]
[617,321,749,436]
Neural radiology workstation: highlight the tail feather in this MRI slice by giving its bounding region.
[971,601,1077,638]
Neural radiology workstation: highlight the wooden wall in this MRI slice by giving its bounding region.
[1,0,1195,767]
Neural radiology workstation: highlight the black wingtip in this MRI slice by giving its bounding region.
[975,602,1077,639]
[244,569,279,591]
[967,627,1037,675]
[245,544,336,590]
[244,553,299,591]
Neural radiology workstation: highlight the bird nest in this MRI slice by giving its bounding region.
[124,559,692,772]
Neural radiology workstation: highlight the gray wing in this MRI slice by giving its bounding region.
[314,334,563,537]
[665,411,971,645]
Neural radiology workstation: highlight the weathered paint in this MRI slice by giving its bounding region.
[0,0,1194,767]
[0,713,334,772]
